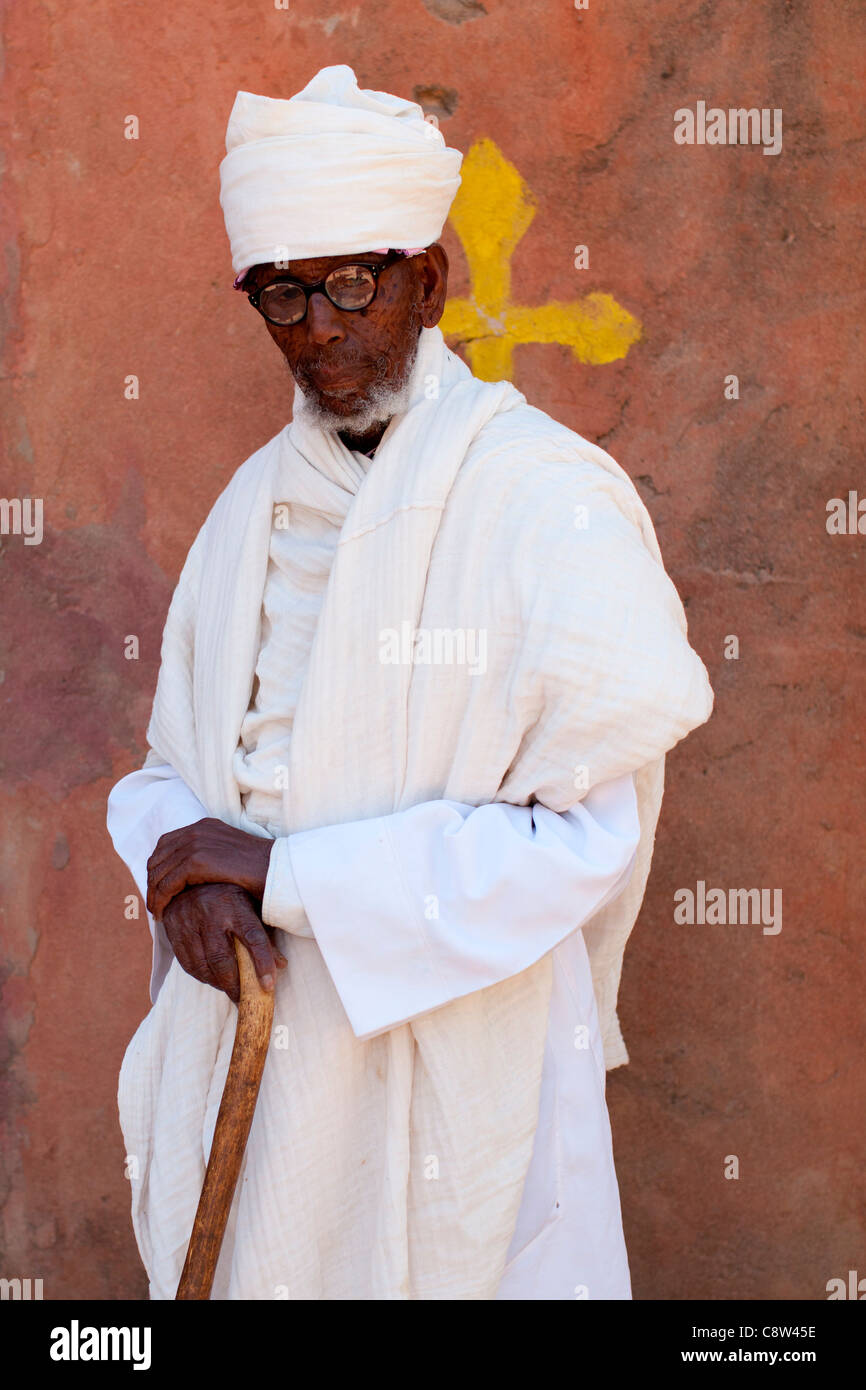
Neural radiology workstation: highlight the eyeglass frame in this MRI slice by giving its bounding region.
[246,249,422,326]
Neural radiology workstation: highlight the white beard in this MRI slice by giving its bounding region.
[292,330,421,439]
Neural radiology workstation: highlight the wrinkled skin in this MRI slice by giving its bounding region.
[147,816,274,921]
[161,883,287,1006]
[148,245,450,999]
[243,243,449,453]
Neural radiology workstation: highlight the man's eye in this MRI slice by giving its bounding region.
[333,268,368,288]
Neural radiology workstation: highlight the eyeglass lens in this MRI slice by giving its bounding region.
[258,265,378,325]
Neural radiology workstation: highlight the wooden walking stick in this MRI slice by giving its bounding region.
[176,937,274,1300]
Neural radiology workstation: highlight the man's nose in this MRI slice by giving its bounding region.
[305,293,347,345]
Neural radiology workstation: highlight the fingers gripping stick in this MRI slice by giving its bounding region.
[176,938,275,1300]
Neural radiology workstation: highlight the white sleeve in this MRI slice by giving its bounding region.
[106,759,210,1002]
[269,773,641,1039]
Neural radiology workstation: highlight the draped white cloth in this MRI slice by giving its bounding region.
[117,323,712,1298]
[109,758,641,1299]
[229,443,375,841]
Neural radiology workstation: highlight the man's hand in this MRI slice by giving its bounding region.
[146,818,274,921]
[161,882,287,1004]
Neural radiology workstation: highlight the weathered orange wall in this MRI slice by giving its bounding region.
[1,0,863,1300]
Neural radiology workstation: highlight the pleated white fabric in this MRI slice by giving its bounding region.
[231,444,372,842]
[118,324,713,1299]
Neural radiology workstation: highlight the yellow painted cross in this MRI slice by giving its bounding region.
[440,138,641,381]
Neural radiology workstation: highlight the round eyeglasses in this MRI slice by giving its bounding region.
[247,250,419,327]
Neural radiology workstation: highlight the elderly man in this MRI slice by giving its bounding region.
[108,65,713,1301]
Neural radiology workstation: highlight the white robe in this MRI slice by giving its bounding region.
[111,324,712,1299]
[107,435,639,1298]
[108,762,639,1299]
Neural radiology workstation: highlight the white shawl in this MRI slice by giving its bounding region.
[120,325,712,1299]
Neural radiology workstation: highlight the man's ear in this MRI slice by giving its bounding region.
[416,244,449,329]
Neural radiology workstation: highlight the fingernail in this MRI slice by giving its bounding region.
[262,973,274,992]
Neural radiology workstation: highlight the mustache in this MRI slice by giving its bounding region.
[296,350,388,378]
[293,305,421,383]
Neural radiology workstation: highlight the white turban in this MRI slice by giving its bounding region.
[219,64,463,278]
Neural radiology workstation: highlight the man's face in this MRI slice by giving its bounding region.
[243,245,449,421]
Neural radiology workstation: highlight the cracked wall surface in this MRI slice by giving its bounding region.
[1,0,863,1299]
